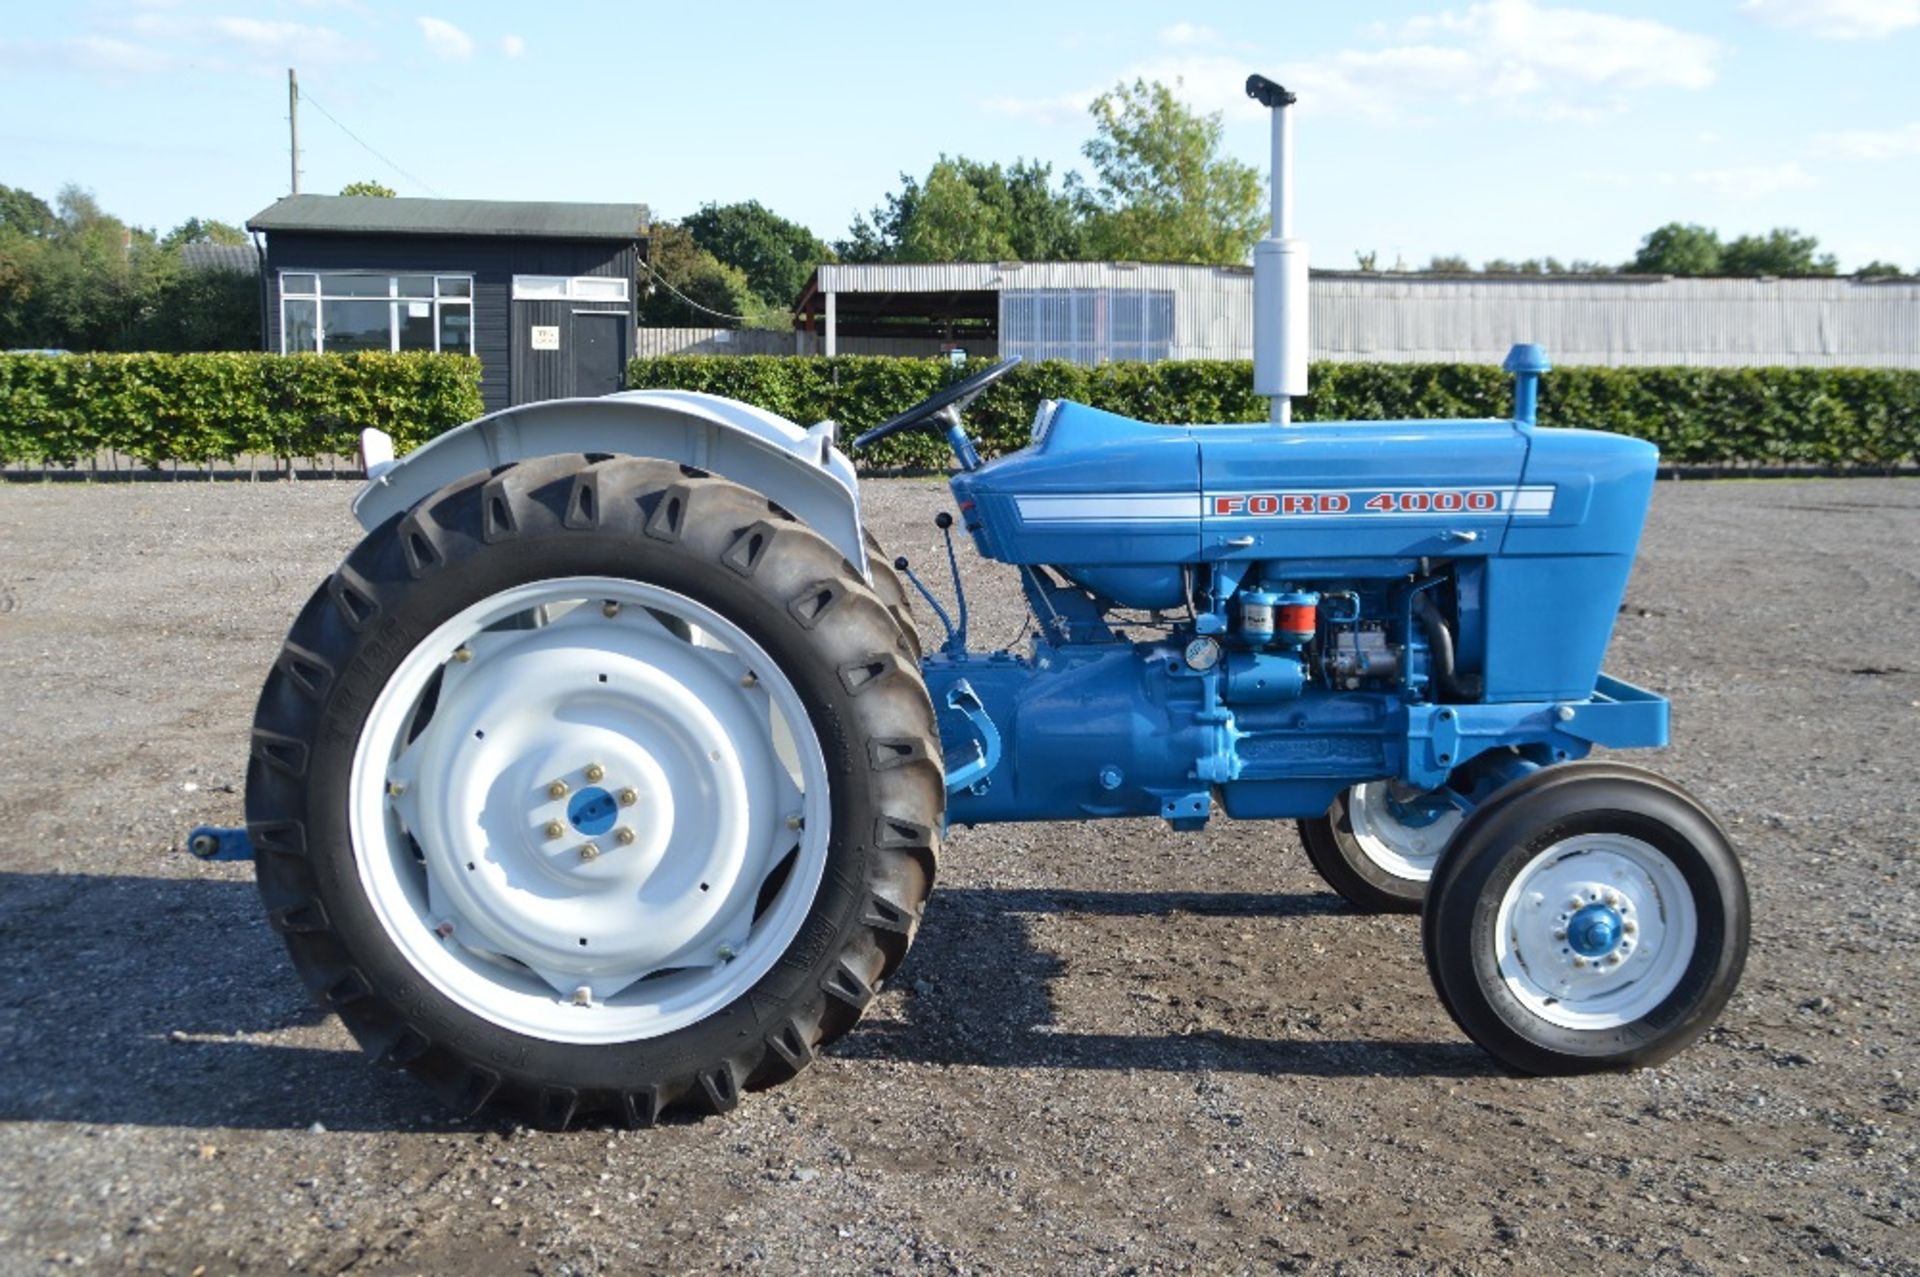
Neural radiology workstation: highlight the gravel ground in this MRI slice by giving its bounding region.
[0,474,1915,1276]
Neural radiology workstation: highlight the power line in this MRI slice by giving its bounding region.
[637,257,789,324]
[299,89,444,197]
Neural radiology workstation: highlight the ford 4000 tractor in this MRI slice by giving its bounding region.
[203,77,1748,1127]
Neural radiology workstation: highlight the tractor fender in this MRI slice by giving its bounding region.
[350,390,868,577]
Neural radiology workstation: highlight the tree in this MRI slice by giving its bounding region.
[682,200,832,310]
[1720,227,1837,277]
[1854,260,1907,278]
[0,184,56,237]
[1078,78,1263,265]
[838,157,1083,263]
[163,217,247,248]
[339,180,396,198]
[1424,254,1473,273]
[1626,223,1723,275]
[637,223,753,328]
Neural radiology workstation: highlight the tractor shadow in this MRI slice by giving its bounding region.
[841,885,1497,1080]
[0,871,441,1133]
[0,872,1491,1133]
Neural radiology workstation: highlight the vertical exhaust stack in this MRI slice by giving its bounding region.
[1247,75,1308,426]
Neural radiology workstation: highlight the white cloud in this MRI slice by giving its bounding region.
[988,1,1719,126]
[500,33,526,59]
[1288,0,1719,120]
[1740,0,1920,39]
[1159,23,1219,48]
[417,16,474,62]
[1816,121,1920,160]
[114,12,359,69]
[1686,162,1818,198]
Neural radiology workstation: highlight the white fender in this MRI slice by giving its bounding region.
[351,390,868,578]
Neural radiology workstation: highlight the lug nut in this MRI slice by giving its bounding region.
[543,820,564,840]
[717,944,736,961]
[584,763,605,783]
[740,671,758,688]
[1571,956,1588,969]
[434,920,455,939]
[548,780,570,799]
[786,815,804,831]
[572,986,592,1006]
[614,827,636,846]
[602,601,621,618]
[617,787,638,807]
[386,780,408,797]
[453,646,473,663]
[578,843,600,862]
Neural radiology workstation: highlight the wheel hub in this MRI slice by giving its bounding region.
[1348,781,1464,880]
[567,786,618,836]
[1566,902,1624,958]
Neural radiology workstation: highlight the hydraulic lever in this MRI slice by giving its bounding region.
[892,511,971,657]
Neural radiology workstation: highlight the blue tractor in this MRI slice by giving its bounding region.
[222,77,1747,1127]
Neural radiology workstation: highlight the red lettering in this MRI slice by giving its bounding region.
[1401,492,1431,512]
[1434,491,1462,511]
[1467,490,1497,511]
[1214,495,1244,515]
[1281,494,1315,514]
[1365,493,1396,512]
[1321,493,1351,513]
[1248,494,1280,516]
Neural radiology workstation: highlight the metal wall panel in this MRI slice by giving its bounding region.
[810,263,1919,368]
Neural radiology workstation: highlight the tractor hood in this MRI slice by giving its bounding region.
[950,399,1654,612]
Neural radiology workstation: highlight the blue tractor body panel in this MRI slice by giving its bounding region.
[927,356,1667,827]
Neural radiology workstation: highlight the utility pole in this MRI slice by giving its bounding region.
[288,67,301,195]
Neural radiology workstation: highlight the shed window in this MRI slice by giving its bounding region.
[512,275,630,302]
[280,272,474,355]
[1000,287,1173,365]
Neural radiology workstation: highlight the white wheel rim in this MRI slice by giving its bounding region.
[1346,781,1462,882]
[1493,833,1697,1031]
[349,576,830,1045]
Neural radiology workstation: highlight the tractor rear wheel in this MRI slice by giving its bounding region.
[862,528,921,660]
[1299,781,1463,913]
[1422,762,1748,1074]
[246,456,944,1126]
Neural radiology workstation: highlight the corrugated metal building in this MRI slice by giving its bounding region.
[791,262,1920,369]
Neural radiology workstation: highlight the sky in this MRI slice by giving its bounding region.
[2,0,1917,271]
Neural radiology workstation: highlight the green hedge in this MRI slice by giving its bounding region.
[0,352,483,466]
[4,351,1913,473]
[627,355,1920,470]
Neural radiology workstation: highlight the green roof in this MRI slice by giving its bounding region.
[247,195,649,241]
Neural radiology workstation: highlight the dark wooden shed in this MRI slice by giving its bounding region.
[246,195,648,414]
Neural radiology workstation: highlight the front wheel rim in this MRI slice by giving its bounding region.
[1493,833,1698,1031]
[348,576,831,1046]
[1346,782,1462,882]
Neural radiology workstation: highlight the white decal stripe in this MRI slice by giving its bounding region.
[1017,495,1206,522]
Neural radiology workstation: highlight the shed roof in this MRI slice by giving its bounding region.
[247,195,649,241]
[180,241,258,273]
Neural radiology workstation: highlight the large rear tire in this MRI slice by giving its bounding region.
[247,456,944,1126]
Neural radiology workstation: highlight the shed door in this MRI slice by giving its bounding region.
[570,311,626,398]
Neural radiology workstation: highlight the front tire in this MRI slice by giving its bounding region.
[247,456,944,1126]
[1299,781,1463,913]
[1422,762,1748,1075]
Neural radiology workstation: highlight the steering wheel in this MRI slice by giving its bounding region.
[852,357,1022,450]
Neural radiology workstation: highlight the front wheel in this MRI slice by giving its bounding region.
[246,456,944,1126]
[1422,762,1748,1075]
[1299,781,1463,913]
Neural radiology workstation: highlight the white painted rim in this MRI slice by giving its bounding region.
[349,576,831,1046]
[1346,782,1462,882]
[1493,833,1697,1031]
